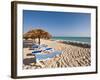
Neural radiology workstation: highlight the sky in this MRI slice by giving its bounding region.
[23,10,91,37]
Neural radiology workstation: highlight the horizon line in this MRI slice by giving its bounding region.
[52,36,91,37]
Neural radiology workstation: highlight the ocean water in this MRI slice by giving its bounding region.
[52,37,91,44]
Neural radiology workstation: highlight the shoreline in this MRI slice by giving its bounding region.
[23,38,91,48]
[50,39,91,48]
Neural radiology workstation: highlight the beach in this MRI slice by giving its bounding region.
[23,39,91,69]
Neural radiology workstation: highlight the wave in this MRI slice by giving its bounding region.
[51,39,91,48]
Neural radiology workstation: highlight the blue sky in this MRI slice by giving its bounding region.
[23,10,91,37]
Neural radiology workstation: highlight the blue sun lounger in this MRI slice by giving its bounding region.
[29,44,39,50]
[40,47,53,51]
[32,44,39,48]
[32,48,53,54]
[32,50,42,54]
[39,44,48,48]
[35,51,62,61]
[45,48,52,50]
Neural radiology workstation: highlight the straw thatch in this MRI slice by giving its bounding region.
[23,29,52,45]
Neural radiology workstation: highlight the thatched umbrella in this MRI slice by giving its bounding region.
[23,29,52,45]
[28,30,37,43]
[33,29,52,45]
[26,30,37,43]
[42,31,52,39]
[23,33,32,40]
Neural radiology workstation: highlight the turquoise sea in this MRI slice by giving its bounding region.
[52,37,91,44]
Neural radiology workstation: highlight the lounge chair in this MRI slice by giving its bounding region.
[40,44,48,48]
[45,48,52,50]
[35,51,62,61]
[32,45,39,48]
[29,44,39,50]
[40,47,53,51]
[32,50,42,54]
[23,57,36,65]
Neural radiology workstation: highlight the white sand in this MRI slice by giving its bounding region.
[23,39,91,69]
